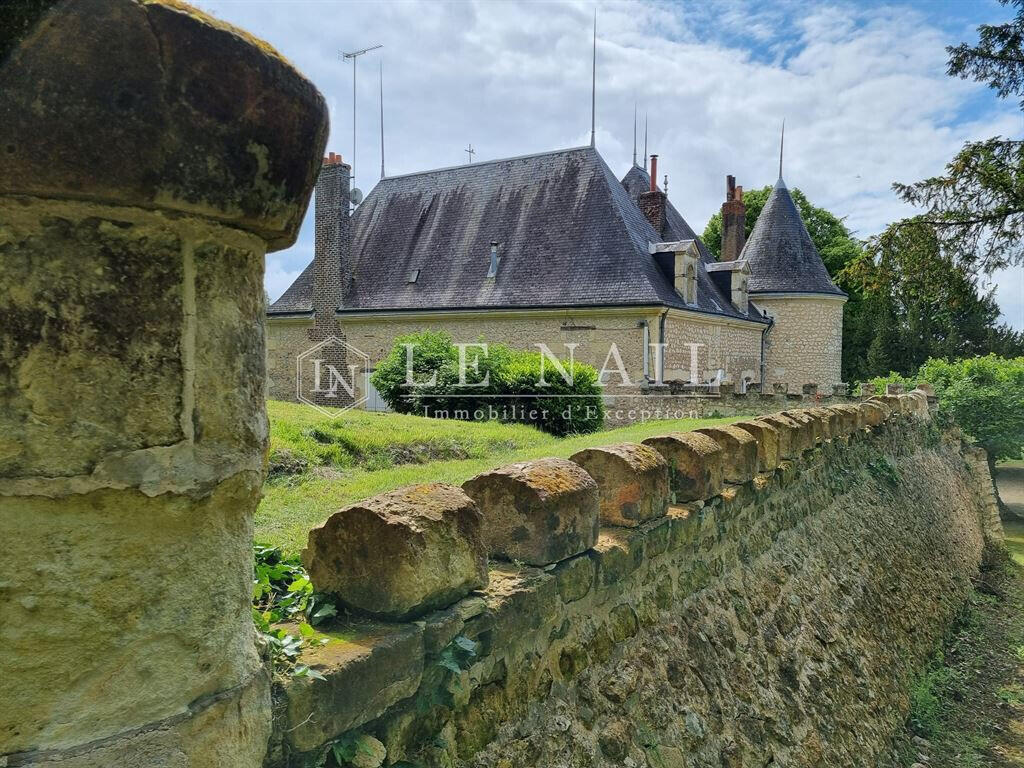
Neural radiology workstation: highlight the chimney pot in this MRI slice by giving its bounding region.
[649,155,658,192]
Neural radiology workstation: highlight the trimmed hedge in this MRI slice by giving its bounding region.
[370,331,604,435]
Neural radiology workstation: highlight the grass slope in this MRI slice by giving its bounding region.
[259,401,737,553]
[894,553,1024,767]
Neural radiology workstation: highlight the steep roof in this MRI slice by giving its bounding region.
[740,178,845,297]
[620,165,764,321]
[269,148,766,322]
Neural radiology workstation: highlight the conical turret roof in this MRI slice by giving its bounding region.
[741,178,845,296]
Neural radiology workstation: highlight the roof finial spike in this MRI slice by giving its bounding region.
[632,101,637,167]
[643,113,648,171]
[590,8,597,148]
[778,118,785,180]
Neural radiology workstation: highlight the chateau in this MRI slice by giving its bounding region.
[267,145,845,406]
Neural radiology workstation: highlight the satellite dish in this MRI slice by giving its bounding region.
[350,187,364,206]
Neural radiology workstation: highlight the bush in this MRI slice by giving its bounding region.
[917,355,1024,464]
[862,371,918,395]
[370,331,604,435]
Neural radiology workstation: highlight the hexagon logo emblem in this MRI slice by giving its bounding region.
[296,336,371,417]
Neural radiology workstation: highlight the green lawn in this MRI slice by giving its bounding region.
[258,401,737,554]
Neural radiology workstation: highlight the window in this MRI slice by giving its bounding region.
[686,264,696,304]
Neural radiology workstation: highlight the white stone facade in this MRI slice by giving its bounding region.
[756,294,846,391]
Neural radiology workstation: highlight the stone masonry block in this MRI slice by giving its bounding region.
[871,394,902,413]
[462,458,599,566]
[859,401,890,427]
[694,426,758,484]
[828,404,861,435]
[642,432,724,502]
[283,622,424,753]
[0,0,328,250]
[758,414,803,459]
[570,443,670,528]
[907,390,931,419]
[822,406,852,436]
[782,409,820,447]
[303,484,488,620]
[731,419,781,472]
[806,409,839,438]
[897,394,918,416]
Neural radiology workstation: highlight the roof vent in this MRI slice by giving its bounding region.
[486,241,500,279]
[407,269,419,283]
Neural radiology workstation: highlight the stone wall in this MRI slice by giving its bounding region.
[268,393,1002,767]
[603,389,866,427]
[266,308,767,410]
[661,311,763,385]
[758,295,845,391]
[0,2,326,765]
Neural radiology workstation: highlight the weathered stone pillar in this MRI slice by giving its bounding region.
[0,2,327,765]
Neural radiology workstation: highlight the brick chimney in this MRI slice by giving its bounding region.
[721,174,745,262]
[312,152,351,323]
[638,154,666,237]
[306,152,354,406]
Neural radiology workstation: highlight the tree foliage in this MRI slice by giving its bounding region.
[894,138,1024,272]
[702,185,874,382]
[702,185,861,274]
[842,218,1024,377]
[893,0,1024,272]
[920,355,1024,464]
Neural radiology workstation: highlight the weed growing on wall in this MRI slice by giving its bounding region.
[252,545,337,679]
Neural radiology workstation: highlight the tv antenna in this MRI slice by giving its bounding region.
[465,144,476,163]
[590,9,597,147]
[341,43,382,194]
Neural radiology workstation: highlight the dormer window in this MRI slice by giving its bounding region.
[704,258,751,313]
[685,263,697,304]
[732,276,748,314]
[648,239,701,306]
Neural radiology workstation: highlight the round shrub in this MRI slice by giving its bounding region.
[369,332,604,435]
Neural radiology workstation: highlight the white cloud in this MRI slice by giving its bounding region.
[191,0,1022,325]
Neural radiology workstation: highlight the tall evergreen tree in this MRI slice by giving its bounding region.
[895,0,1024,273]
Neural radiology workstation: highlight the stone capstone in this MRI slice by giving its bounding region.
[694,426,758,484]
[569,443,670,527]
[731,420,781,472]
[302,484,488,620]
[781,409,820,446]
[757,413,804,459]
[642,432,724,502]
[462,458,599,566]
[0,0,328,249]
[860,400,891,427]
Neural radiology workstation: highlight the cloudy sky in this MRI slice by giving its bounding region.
[194,0,1024,329]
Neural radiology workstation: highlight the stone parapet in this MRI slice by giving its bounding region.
[272,392,985,767]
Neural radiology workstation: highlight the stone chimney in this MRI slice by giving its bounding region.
[312,152,350,323]
[721,174,745,261]
[639,154,666,237]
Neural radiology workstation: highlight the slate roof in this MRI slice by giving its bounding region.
[269,147,767,322]
[740,178,845,297]
[620,165,764,321]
